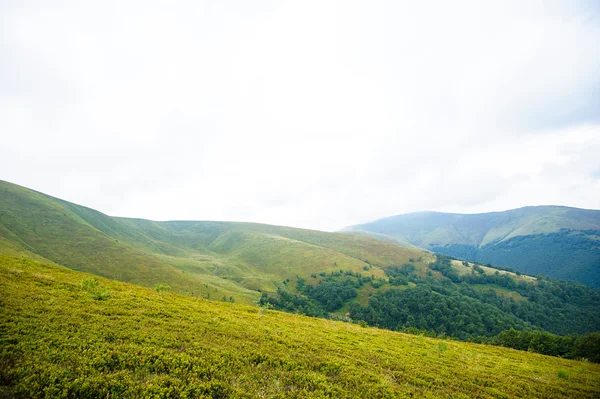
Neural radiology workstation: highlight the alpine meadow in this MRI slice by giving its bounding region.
[2,254,600,398]
[2,1,600,398]
[1,180,600,397]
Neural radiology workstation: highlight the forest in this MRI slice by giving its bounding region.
[432,229,600,287]
[260,255,600,361]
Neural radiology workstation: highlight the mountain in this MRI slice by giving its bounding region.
[0,179,425,304]
[2,254,599,398]
[1,180,599,342]
[344,206,600,287]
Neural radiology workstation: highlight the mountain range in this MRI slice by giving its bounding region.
[345,206,600,287]
[2,177,600,398]
[1,179,599,340]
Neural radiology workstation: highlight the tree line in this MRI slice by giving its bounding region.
[258,257,600,362]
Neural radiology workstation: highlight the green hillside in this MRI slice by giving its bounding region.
[2,254,599,398]
[2,180,600,344]
[0,180,424,305]
[345,207,600,287]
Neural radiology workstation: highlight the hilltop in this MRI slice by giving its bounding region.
[1,254,599,398]
[344,206,600,287]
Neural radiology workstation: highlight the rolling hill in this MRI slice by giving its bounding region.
[344,207,600,287]
[1,180,599,344]
[1,254,599,398]
[0,179,425,304]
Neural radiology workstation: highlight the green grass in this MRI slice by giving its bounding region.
[0,181,221,297]
[0,179,427,305]
[1,254,599,398]
[471,284,527,301]
[2,179,599,340]
[452,260,536,283]
[558,370,569,379]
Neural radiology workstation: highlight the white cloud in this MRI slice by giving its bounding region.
[1,0,599,230]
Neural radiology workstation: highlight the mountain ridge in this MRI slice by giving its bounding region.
[345,206,600,286]
[2,179,600,346]
[0,179,424,304]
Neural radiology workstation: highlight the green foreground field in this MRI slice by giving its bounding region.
[1,254,599,398]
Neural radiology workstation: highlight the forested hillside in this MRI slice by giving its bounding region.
[262,255,600,350]
[345,207,600,287]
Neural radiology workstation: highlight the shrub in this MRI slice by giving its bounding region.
[437,342,448,357]
[557,370,568,379]
[81,278,99,290]
[91,290,110,301]
[155,284,172,293]
[81,278,110,300]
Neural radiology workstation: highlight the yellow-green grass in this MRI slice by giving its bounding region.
[237,223,430,268]
[452,260,536,282]
[0,180,426,305]
[211,231,388,285]
[151,254,260,304]
[470,284,527,301]
[338,229,421,249]
[0,181,220,295]
[1,254,599,398]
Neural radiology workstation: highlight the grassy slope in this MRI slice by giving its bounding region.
[0,180,426,304]
[0,181,230,299]
[347,206,600,247]
[339,229,420,249]
[451,260,536,282]
[1,254,599,399]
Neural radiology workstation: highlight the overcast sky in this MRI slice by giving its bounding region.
[2,0,599,231]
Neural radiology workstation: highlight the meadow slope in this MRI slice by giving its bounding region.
[0,180,425,304]
[1,254,599,398]
[2,180,599,344]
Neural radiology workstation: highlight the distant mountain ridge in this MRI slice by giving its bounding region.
[345,206,600,287]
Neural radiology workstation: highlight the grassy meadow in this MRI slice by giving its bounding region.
[0,179,427,305]
[1,254,599,398]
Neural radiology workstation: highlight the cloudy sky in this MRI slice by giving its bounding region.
[2,0,599,231]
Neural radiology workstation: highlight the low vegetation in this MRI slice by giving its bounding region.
[478,329,600,363]
[2,180,600,384]
[1,254,599,398]
[262,255,600,361]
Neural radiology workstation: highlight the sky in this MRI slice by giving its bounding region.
[1,0,599,231]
